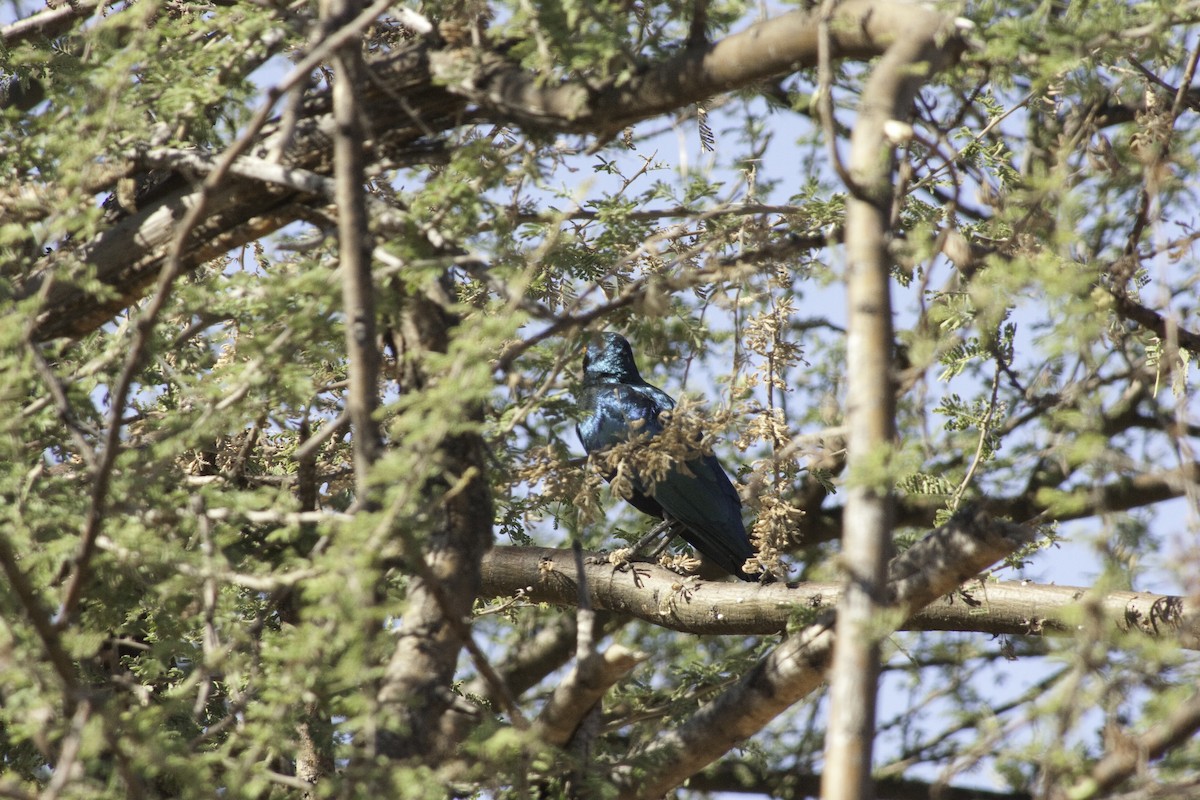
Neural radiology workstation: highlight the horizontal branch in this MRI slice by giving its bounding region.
[435,0,967,133]
[480,547,1199,648]
[798,461,1200,546]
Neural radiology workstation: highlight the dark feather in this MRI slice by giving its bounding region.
[577,332,757,581]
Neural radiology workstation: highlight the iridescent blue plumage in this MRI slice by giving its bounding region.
[576,332,757,581]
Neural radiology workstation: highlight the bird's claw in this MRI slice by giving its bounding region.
[585,546,636,570]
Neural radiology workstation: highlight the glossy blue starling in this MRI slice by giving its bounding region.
[577,332,757,581]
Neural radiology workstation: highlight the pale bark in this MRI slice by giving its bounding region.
[533,645,646,746]
[611,511,1037,799]
[823,4,965,796]
[328,0,383,491]
[479,550,1200,649]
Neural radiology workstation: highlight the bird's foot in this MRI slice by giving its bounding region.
[586,547,635,570]
[632,520,673,555]
[607,546,635,571]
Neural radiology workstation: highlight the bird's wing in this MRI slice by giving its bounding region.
[577,383,667,517]
[627,383,753,576]
[629,381,676,413]
[651,453,756,580]
[577,383,665,451]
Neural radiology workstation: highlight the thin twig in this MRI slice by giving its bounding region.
[0,530,78,696]
[950,363,1002,511]
[55,2,394,621]
[330,0,384,496]
[816,0,861,197]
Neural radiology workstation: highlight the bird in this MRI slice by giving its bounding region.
[576,331,758,581]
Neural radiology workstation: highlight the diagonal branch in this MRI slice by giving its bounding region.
[1108,289,1200,354]
[533,645,647,746]
[1065,688,1200,800]
[612,510,1036,799]
[432,0,966,133]
[0,0,115,44]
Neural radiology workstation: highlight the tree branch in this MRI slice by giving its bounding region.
[1108,289,1200,354]
[690,759,1033,800]
[433,0,965,133]
[821,6,967,795]
[329,0,384,494]
[0,0,114,44]
[533,645,647,747]
[375,291,496,761]
[798,461,1200,547]
[1065,688,1200,800]
[480,546,1200,649]
[0,530,79,700]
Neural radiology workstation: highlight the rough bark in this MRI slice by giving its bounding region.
[533,645,646,747]
[612,511,1037,800]
[375,292,495,762]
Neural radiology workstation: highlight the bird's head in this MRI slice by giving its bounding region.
[583,331,641,383]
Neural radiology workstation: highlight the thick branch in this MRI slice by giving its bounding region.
[534,645,647,747]
[480,546,1200,649]
[808,5,967,791]
[825,4,941,795]
[21,45,458,342]
[460,614,629,724]
[434,0,964,132]
[375,291,495,762]
[691,760,1032,800]
[0,0,114,44]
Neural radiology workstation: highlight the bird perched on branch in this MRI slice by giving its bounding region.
[576,331,757,581]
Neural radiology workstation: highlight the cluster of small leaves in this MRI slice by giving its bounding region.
[3,0,1200,795]
[494,0,748,82]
